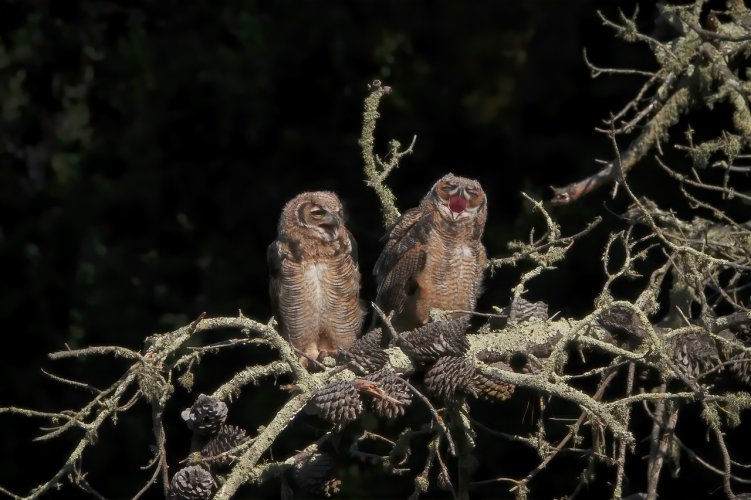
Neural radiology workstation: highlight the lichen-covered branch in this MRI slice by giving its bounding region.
[488,193,601,293]
[552,1,751,206]
[212,361,291,402]
[7,298,751,499]
[551,86,691,205]
[214,393,311,499]
[359,79,415,229]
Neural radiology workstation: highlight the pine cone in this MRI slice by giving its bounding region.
[338,327,389,374]
[423,356,477,400]
[508,296,549,325]
[729,350,751,385]
[398,318,470,364]
[668,333,720,379]
[597,304,647,347]
[508,352,545,375]
[308,380,363,425]
[293,451,342,498]
[731,323,751,343]
[476,350,505,364]
[181,394,228,436]
[473,361,515,401]
[201,425,249,470]
[169,465,214,500]
[364,367,412,419]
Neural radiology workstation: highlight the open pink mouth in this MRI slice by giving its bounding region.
[449,195,467,213]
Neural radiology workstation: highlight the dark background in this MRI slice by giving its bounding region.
[1,1,747,498]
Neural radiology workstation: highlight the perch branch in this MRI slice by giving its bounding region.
[359,80,412,228]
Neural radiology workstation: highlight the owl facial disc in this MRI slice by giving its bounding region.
[431,173,485,222]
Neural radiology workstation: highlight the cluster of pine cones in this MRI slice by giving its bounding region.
[168,301,751,499]
[168,394,249,499]
[597,304,751,384]
[169,394,343,499]
[309,317,516,428]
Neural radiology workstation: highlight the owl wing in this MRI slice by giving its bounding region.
[373,207,431,315]
[346,228,359,267]
[267,240,286,327]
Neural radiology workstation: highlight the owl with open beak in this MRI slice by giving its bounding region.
[373,173,487,331]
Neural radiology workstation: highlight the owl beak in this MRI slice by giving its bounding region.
[319,212,340,237]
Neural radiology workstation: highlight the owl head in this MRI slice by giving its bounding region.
[279,191,346,242]
[429,173,486,222]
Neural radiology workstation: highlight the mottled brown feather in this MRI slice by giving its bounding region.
[268,191,364,361]
[374,173,487,331]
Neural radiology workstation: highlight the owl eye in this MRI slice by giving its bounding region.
[466,188,480,198]
[310,207,326,219]
[441,184,456,193]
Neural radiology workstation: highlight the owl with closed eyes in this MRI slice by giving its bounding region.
[268,191,364,366]
[374,173,487,331]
